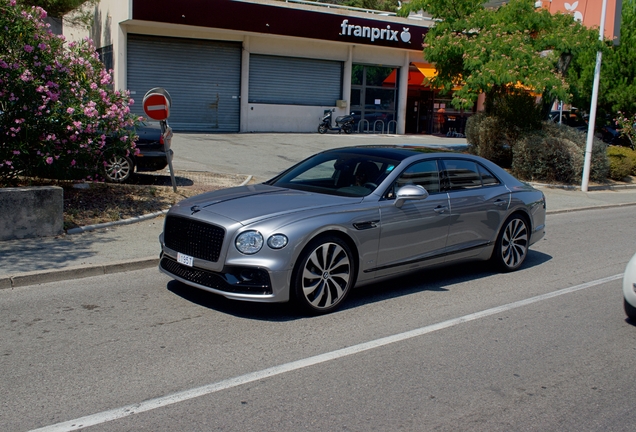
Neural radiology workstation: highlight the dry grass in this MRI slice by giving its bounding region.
[13,170,249,230]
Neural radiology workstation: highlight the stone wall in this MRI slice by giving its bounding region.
[0,187,64,241]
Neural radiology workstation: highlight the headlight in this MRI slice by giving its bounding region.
[267,234,288,249]
[235,231,263,255]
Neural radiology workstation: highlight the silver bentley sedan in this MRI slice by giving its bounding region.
[159,146,546,314]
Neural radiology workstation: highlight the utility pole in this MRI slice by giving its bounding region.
[581,0,609,192]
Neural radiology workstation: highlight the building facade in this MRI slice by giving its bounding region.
[65,0,465,134]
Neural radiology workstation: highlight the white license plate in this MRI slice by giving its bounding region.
[177,252,194,267]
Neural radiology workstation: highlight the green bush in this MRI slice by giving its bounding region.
[511,122,608,184]
[465,112,512,167]
[606,146,636,180]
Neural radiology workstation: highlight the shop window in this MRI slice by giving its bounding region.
[351,64,398,133]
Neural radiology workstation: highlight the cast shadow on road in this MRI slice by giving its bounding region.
[166,250,552,321]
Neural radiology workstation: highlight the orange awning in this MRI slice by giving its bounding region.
[383,63,437,87]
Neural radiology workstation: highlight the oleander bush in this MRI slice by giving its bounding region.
[0,0,140,185]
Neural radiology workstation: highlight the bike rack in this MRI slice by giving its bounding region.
[373,120,385,134]
[387,120,397,134]
[358,119,370,134]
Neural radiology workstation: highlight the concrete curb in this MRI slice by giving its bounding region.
[546,201,636,215]
[530,182,636,191]
[0,257,159,289]
[2,200,635,289]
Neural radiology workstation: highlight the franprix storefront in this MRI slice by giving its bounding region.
[65,0,435,134]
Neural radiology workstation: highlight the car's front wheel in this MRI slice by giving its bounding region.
[104,154,134,183]
[492,214,529,272]
[625,298,636,321]
[292,236,355,315]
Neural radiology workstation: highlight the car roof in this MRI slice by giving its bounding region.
[321,145,446,161]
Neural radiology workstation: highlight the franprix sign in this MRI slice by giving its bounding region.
[133,0,429,51]
[339,19,411,44]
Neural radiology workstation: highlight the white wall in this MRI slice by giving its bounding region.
[247,104,337,133]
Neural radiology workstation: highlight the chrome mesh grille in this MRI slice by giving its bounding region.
[160,257,273,294]
[163,215,225,262]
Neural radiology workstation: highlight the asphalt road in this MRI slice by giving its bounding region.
[2,207,635,431]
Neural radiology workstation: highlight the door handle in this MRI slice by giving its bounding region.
[434,205,447,214]
[494,199,507,207]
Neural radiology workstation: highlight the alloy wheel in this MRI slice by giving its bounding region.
[104,155,133,183]
[500,217,528,270]
[300,241,352,311]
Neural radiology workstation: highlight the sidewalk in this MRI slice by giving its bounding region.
[1,132,635,289]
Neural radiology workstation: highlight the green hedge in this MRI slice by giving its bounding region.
[606,146,636,180]
[466,114,609,184]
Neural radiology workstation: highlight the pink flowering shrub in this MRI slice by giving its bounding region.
[0,0,140,184]
[614,112,636,149]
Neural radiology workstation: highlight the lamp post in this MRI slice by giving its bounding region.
[581,0,609,192]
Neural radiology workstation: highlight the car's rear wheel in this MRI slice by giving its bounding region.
[104,154,134,183]
[625,298,636,321]
[492,214,529,272]
[293,236,355,315]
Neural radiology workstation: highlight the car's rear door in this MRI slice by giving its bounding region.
[441,158,510,260]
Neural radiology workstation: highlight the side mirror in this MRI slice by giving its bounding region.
[395,184,429,208]
[332,108,336,112]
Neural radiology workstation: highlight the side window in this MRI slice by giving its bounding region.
[478,164,501,186]
[443,159,481,190]
[387,160,440,198]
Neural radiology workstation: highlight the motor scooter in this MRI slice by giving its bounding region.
[318,109,354,134]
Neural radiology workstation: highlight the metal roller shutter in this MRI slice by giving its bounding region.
[127,35,241,132]
[249,55,342,106]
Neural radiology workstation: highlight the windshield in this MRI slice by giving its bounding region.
[269,151,401,197]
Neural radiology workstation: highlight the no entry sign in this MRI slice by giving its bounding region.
[142,88,172,121]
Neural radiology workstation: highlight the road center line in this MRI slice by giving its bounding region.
[30,273,623,432]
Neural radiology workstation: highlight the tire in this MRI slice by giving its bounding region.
[492,214,529,272]
[104,154,134,183]
[292,236,356,315]
[343,123,353,134]
[625,298,636,321]
[318,124,328,134]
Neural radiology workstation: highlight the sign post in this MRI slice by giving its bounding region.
[143,88,177,192]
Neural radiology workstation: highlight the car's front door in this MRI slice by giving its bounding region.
[374,160,450,277]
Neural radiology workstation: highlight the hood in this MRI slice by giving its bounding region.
[179,184,360,224]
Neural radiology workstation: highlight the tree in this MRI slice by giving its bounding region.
[399,0,602,117]
[17,0,97,27]
[569,0,636,122]
[0,0,139,185]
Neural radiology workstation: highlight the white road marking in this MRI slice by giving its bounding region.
[30,273,623,432]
